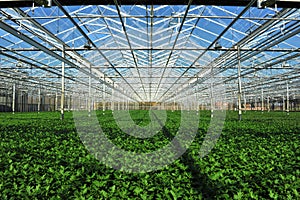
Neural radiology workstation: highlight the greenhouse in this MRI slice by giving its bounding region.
[0,0,299,199]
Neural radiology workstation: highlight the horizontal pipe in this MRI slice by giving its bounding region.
[1,0,300,8]
[2,47,299,52]
[3,15,300,21]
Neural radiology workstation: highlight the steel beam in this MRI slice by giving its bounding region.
[113,0,146,101]
[1,0,300,8]
[53,0,140,102]
[6,47,298,52]
[162,0,256,102]
[4,15,300,21]
[154,0,194,100]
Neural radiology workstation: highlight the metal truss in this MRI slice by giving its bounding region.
[0,1,299,111]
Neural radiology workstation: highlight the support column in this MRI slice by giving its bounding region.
[5,87,8,111]
[79,95,82,111]
[38,88,41,113]
[31,94,33,112]
[209,65,214,118]
[173,98,175,112]
[55,92,58,111]
[12,83,16,114]
[237,46,242,121]
[267,96,270,112]
[286,81,289,115]
[20,91,23,112]
[282,95,285,111]
[85,96,88,110]
[243,92,246,112]
[61,46,65,120]
[88,65,91,117]
[210,82,214,118]
[103,81,106,115]
[92,95,95,111]
[111,83,114,112]
[123,94,125,110]
[261,88,264,112]
[196,88,199,114]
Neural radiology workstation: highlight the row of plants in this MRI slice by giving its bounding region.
[0,110,299,199]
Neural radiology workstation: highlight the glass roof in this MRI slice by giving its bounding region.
[0,2,299,103]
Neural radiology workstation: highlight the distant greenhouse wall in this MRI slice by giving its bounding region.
[0,87,71,112]
[1,90,300,112]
